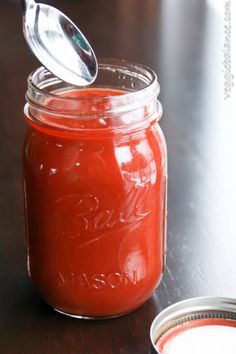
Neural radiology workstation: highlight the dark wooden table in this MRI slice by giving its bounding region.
[0,0,235,353]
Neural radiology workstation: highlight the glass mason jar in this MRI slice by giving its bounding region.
[23,59,167,319]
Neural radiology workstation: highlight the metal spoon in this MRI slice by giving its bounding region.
[22,0,98,86]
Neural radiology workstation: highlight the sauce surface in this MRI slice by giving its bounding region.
[23,88,167,317]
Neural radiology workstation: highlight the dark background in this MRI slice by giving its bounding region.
[0,1,235,353]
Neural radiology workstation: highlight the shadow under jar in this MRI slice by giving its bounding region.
[23,59,167,319]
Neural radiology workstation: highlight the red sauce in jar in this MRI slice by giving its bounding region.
[23,88,167,318]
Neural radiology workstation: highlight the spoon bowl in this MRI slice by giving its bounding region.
[22,0,98,86]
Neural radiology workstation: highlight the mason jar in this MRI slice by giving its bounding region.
[23,58,167,318]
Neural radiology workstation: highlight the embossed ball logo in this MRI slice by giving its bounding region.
[54,182,151,249]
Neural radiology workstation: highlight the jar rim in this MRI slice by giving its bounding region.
[25,58,162,133]
[27,58,160,103]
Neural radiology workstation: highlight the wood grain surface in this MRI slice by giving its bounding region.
[0,1,235,353]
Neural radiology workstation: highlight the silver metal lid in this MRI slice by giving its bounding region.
[150,297,236,354]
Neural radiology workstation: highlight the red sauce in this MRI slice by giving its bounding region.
[23,88,167,317]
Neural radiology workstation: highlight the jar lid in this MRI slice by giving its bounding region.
[150,297,236,354]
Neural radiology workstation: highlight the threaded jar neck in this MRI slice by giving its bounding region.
[25,58,162,133]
